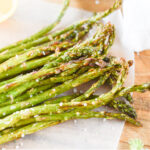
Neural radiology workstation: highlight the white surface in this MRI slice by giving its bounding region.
[122,0,150,52]
[0,0,134,149]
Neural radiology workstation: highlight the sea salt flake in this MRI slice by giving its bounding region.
[42,51,46,55]
[95,0,100,5]
[20,142,24,146]
[103,118,106,122]
[16,145,19,149]
[76,112,80,116]
[59,102,63,106]
[34,115,39,118]
[83,103,87,106]
[21,134,25,138]
[36,79,39,82]
[16,55,19,59]
[74,120,77,124]
[92,101,95,105]
[10,106,16,110]
[30,94,33,98]
[52,89,56,92]
[73,88,77,93]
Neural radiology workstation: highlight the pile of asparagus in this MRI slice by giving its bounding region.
[0,0,149,145]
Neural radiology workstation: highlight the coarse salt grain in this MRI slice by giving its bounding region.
[59,102,63,106]
[10,106,16,110]
[103,118,106,122]
[83,103,87,106]
[76,112,80,116]
[92,101,95,105]
[36,79,39,82]
[20,142,24,146]
[30,94,33,98]
[80,90,83,93]
[74,120,77,124]
[95,0,100,5]
[73,88,77,93]
[21,134,25,138]
[52,89,56,92]
[16,145,19,149]
[16,55,19,59]
[34,115,39,118]
[42,51,46,55]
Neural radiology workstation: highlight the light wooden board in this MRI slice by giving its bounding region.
[49,0,150,149]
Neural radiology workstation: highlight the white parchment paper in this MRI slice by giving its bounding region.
[122,0,150,52]
[0,0,134,149]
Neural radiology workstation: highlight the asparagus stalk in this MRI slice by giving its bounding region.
[0,59,94,93]
[0,121,61,144]
[0,109,140,144]
[117,83,150,97]
[0,66,113,118]
[0,74,77,104]
[0,25,89,74]
[0,0,121,63]
[0,0,70,52]
[72,73,110,102]
[109,99,137,119]
[0,66,89,106]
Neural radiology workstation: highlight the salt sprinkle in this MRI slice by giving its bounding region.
[30,94,33,98]
[92,101,95,105]
[76,112,80,116]
[74,120,77,124]
[59,102,63,106]
[36,79,39,82]
[2,113,6,116]
[83,103,87,106]
[16,145,19,149]
[42,51,46,55]
[80,90,83,93]
[95,0,100,5]
[103,118,106,122]
[20,142,24,146]
[21,134,25,138]
[15,55,19,59]
[73,88,77,93]
[52,89,56,92]
[34,115,39,118]
[10,106,16,110]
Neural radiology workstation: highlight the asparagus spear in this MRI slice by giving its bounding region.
[0,0,121,62]
[0,66,89,106]
[0,74,77,104]
[117,83,150,97]
[72,73,110,102]
[0,109,140,144]
[0,23,114,92]
[0,58,95,93]
[0,25,90,73]
[0,0,70,52]
[109,99,137,119]
[0,66,113,118]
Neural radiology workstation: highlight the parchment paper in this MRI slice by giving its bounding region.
[0,0,134,149]
[122,0,150,52]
